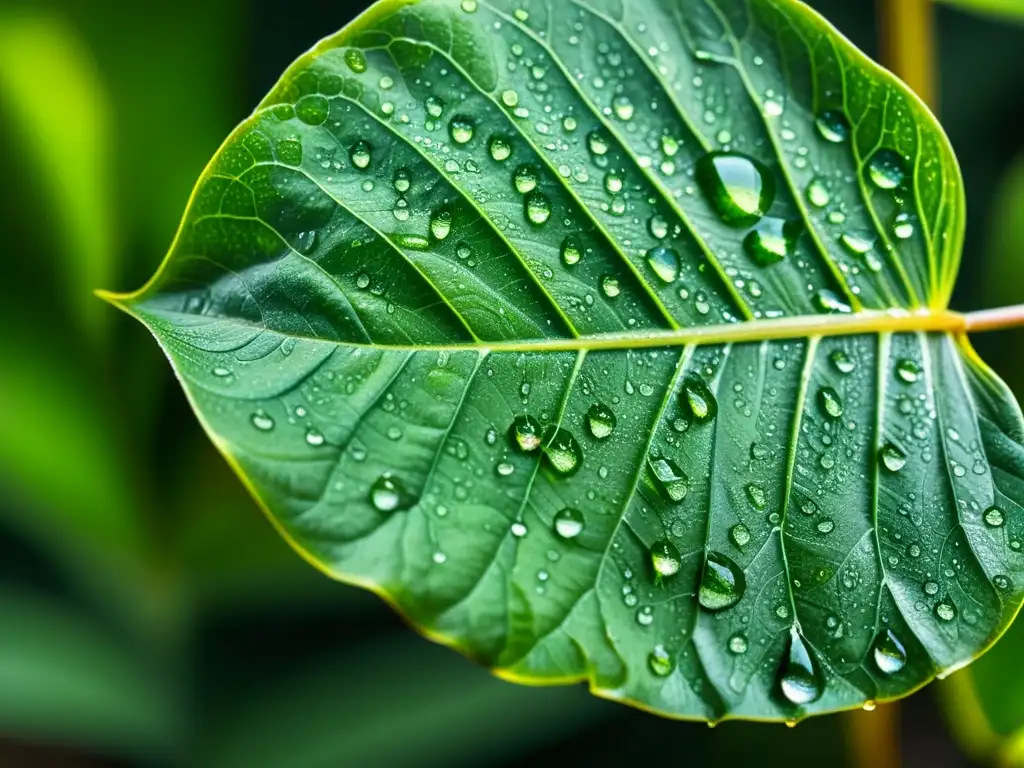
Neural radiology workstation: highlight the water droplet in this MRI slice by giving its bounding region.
[514,164,539,194]
[896,359,921,384]
[816,519,835,534]
[646,246,680,283]
[650,540,682,579]
[587,131,609,157]
[425,95,445,118]
[695,151,776,228]
[699,551,746,611]
[815,110,850,143]
[604,171,623,194]
[746,483,767,510]
[648,456,689,502]
[428,210,452,241]
[984,506,1006,527]
[296,94,329,126]
[806,178,830,208]
[393,168,411,193]
[449,116,475,144]
[867,149,908,190]
[396,234,430,251]
[305,427,325,447]
[349,140,372,169]
[489,136,512,162]
[509,415,543,453]
[501,89,519,107]
[613,94,635,121]
[818,387,843,419]
[729,633,749,654]
[682,374,718,423]
[893,212,915,240]
[525,191,552,225]
[872,629,907,675]
[924,580,939,596]
[344,49,367,74]
[212,366,232,378]
[779,626,824,705]
[935,600,957,622]
[648,644,673,676]
[879,443,907,473]
[251,410,275,431]
[743,218,800,266]
[730,524,751,548]
[586,402,617,440]
[543,427,583,475]
[561,236,582,266]
[553,507,585,540]
[601,275,621,298]
[460,0,478,11]
[815,289,852,314]
[511,521,528,538]
[840,231,875,255]
[831,350,856,374]
[369,473,412,512]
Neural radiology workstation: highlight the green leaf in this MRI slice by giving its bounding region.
[935,0,1024,22]
[106,0,1024,722]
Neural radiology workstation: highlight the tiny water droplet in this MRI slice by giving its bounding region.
[543,427,583,476]
[879,443,907,473]
[587,131,609,157]
[509,415,543,453]
[840,231,875,255]
[779,626,824,705]
[613,94,635,121]
[650,540,682,580]
[648,644,673,676]
[872,629,907,675]
[696,151,776,228]
[586,402,617,439]
[815,110,850,143]
[893,212,915,240]
[867,149,907,190]
[815,289,852,314]
[699,551,746,611]
[553,507,585,540]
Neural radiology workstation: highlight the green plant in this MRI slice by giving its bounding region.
[101,0,1024,725]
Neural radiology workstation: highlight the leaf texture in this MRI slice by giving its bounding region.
[109,0,1024,722]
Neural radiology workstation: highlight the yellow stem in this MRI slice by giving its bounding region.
[878,0,938,110]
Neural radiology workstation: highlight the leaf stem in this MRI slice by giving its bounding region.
[964,304,1024,333]
[878,0,938,109]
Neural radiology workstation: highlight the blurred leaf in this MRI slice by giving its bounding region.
[0,9,114,344]
[0,587,179,760]
[935,0,1024,22]
[196,635,609,768]
[114,0,1024,723]
[942,155,1024,765]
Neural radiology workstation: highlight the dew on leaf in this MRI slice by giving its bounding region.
[743,218,801,266]
[698,551,746,611]
[602,275,621,298]
[525,191,552,224]
[553,507,585,540]
[646,247,680,283]
[449,116,475,144]
[896,359,921,384]
[682,374,718,423]
[650,540,682,580]
[425,95,445,118]
[561,236,582,266]
[586,402,617,439]
[509,415,543,453]
[349,140,372,169]
[893,212,916,240]
[305,427,325,447]
[369,473,412,513]
[543,427,583,475]
[695,151,776,228]
[514,164,539,193]
[867,149,908,190]
[831,350,856,374]
[730,524,751,548]
[817,387,843,419]
[393,167,411,192]
[489,136,512,161]
[729,633,749,655]
[935,600,957,622]
[648,644,673,676]
[872,629,907,675]
[779,626,824,705]
[806,178,830,208]
[613,94,635,121]
[746,483,767,510]
[879,442,907,473]
[251,410,275,431]
[815,289,852,314]
[815,110,850,143]
[430,210,452,240]
[648,456,689,502]
[983,506,1006,527]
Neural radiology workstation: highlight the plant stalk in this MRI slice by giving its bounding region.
[845,703,901,768]
[964,304,1024,333]
[878,0,938,110]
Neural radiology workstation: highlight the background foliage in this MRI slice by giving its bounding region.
[0,0,1022,764]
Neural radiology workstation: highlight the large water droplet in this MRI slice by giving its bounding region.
[872,629,907,675]
[879,442,907,473]
[779,627,824,705]
[430,210,452,240]
[525,191,551,225]
[646,247,680,283]
[648,644,673,676]
[648,456,689,502]
[449,116,475,144]
[744,218,800,266]
[867,149,907,190]
[509,415,543,453]
[553,507,585,540]
[514,164,539,194]
[893,212,915,240]
[815,110,851,143]
[696,151,776,228]
[543,427,583,475]
[561,236,582,266]
[251,410,275,431]
[896,359,921,384]
[587,131,609,157]
[586,402,616,439]
[369,473,412,512]
[601,275,620,298]
[489,136,511,162]
[682,374,718,423]
[806,178,830,208]
[984,506,1006,527]
[729,633,749,655]
[350,140,372,169]
[817,387,843,419]
[650,540,682,580]
[935,599,957,622]
[698,551,746,611]
[393,168,411,193]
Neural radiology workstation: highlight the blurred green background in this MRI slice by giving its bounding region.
[0,0,1022,765]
